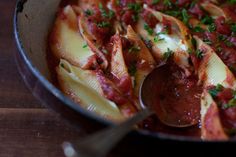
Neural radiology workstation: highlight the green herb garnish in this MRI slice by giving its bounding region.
[231,24,236,33]
[209,89,218,98]
[85,9,93,16]
[192,25,204,33]
[217,46,223,52]
[208,84,223,98]
[196,49,203,59]
[203,38,212,45]
[216,84,224,91]
[181,9,189,24]
[225,40,233,47]
[190,1,197,8]
[132,14,139,22]
[144,23,154,35]
[128,63,137,76]
[152,0,160,5]
[82,44,88,48]
[218,34,227,41]
[99,3,114,19]
[201,16,214,25]
[127,3,142,13]
[60,63,65,68]
[97,21,111,28]
[165,10,181,17]
[223,99,236,109]
[163,48,173,60]
[187,48,193,54]
[208,23,216,32]
[227,0,236,4]
[191,38,197,49]
[154,36,164,43]
[116,0,120,5]
[164,0,172,7]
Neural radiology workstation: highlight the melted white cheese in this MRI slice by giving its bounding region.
[153,24,188,53]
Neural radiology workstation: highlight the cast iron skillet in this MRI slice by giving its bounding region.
[13,0,236,155]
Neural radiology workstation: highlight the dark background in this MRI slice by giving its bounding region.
[0,1,87,156]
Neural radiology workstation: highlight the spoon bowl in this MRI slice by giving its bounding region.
[140,64,201,128]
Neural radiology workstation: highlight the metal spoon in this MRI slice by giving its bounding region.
[140,64,200,127]
[63,64,199,157]
[62,108,153,157]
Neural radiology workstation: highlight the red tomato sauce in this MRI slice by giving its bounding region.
[141,61,202,137]
[208,86,236,136]
[49,0,236,139]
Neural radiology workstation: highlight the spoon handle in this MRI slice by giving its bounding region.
[63,108,153,157]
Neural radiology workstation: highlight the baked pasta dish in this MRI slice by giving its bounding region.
[48,0,236,140]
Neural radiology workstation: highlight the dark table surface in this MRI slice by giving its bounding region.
[0,1,91,156]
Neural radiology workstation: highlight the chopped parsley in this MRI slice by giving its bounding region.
[196,49,204,59]
[187,48,193,54]
[225,40,233,47]
[152,0,160,5]
[60,63,65,68]
[144,23,154,35]
[231,24,236,33]
[190,1,197,8]
[192,25,204,33]
[153,31,167,42]
[201,16,214,25]
[218,34,227,41]
[127,3,141,22]
[97,21,111,28]
[82,44,88,48]
[99,3,114,19]
[218,34,234,47]
[154,36,164,42]
[128,63,137,76]
[191,38,197,49]
[164,0,172,7]
[216,84,224,91]
[116,0,120,5]
[181,9,189,24]
[223,99,236,109]
[208,23,216,32]
[163,48,173,60]
[132,14,139,22]
[208,84,223,98]
[127,3,142,13]
[85,9,93,16]
[157,31,167,35]
[165,10,181,17]
[227,0,236,4]
[217,46,223,52]
[203,38,212,45]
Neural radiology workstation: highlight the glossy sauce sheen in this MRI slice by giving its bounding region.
[154,64,201,125]
[141,62,202,136]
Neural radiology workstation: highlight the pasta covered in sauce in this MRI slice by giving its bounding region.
[49,0,236,140]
